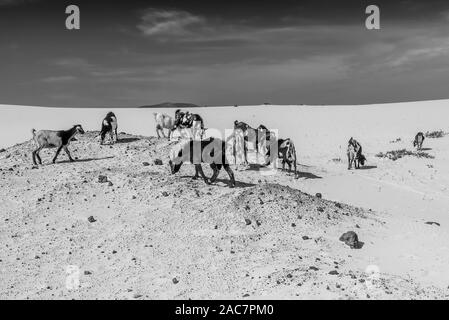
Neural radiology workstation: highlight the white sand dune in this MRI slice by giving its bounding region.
[1,101,449,299]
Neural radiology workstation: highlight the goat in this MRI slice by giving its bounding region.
[413,132,425,150]
[169,137,236,188]
[153,113,174,140]
[277,138,298,176]
[347,141,366,170]
[172,109,205,140]
[100,112,118,145]
[31,125,85,165]
[232,121,273,166]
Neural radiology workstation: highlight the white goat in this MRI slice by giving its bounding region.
[153,113,174,140]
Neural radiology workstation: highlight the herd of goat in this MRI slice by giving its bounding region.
[29,109,428,188]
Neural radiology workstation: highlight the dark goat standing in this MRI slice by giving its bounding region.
[100,112,118,144]
[31,125,85,165]
[413,132,425,150]
[172,109,205,139]
[169,138,236,187]
[277,138,298,176]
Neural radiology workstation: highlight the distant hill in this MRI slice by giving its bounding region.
[139,102,202,109]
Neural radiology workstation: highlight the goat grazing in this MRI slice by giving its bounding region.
[413,132,425,150]
[31,125,85,165]
[169,137,236,187]
[172,109,205,140]
[153,113,174,140]
[100,112,118,144]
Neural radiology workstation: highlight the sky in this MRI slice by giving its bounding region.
[1,0,449,107]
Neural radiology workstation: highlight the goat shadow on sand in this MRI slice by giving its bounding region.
[358,165,377,170]
[246,163,322,180]
[418,148,432,151]
[115,137,140,144]
[55,156,115,164]
[180,175,255,188]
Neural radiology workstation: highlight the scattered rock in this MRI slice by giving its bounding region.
[142,162,150,166]
[302,236,310,240]
[84,271,92,275]
[329,270,339,275]
[161,191,169,197]
[98,175,108,183]
[153,159,163,165]
[339,231,361,249]
[309,266,319,271]
[172,277,179,284]
[317,207,324,212]
[315,193,322,198]
[0,148,5,153]
[133,294,143,299]
[245,218,252,225]
[242,293,250,298]
[87,216,96,223]
[108,181,113,187]
[425,221,440,227]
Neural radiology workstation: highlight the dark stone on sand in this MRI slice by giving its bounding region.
[98,175,108,183]
[154,159,163,165]
[87,216,96,223]
[315,193,322,198]
[339,231,361,249]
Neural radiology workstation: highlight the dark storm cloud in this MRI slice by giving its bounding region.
[1,0,449,106]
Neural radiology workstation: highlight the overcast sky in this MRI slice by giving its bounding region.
[1,0,449,107]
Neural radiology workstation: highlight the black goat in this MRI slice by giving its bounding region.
[100,112,118,144]
[169,138,235,187]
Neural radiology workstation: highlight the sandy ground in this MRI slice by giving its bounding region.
[1,122,449,299]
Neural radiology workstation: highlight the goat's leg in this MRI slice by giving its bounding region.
[52,146,63,164]
[282,160,286,171]
[223,164,236,188]
[35,147,43,165]
[32,148,38,165]
[209,164,220,183]
[64,146,75,162]
[100,131,106,145]
[192,166,199,180]
[194,164,209,184]
[243,140,248,165]
[32,147,42,165]
[115,128,118,143]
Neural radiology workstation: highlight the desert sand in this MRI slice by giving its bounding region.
[1,101,449,299]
